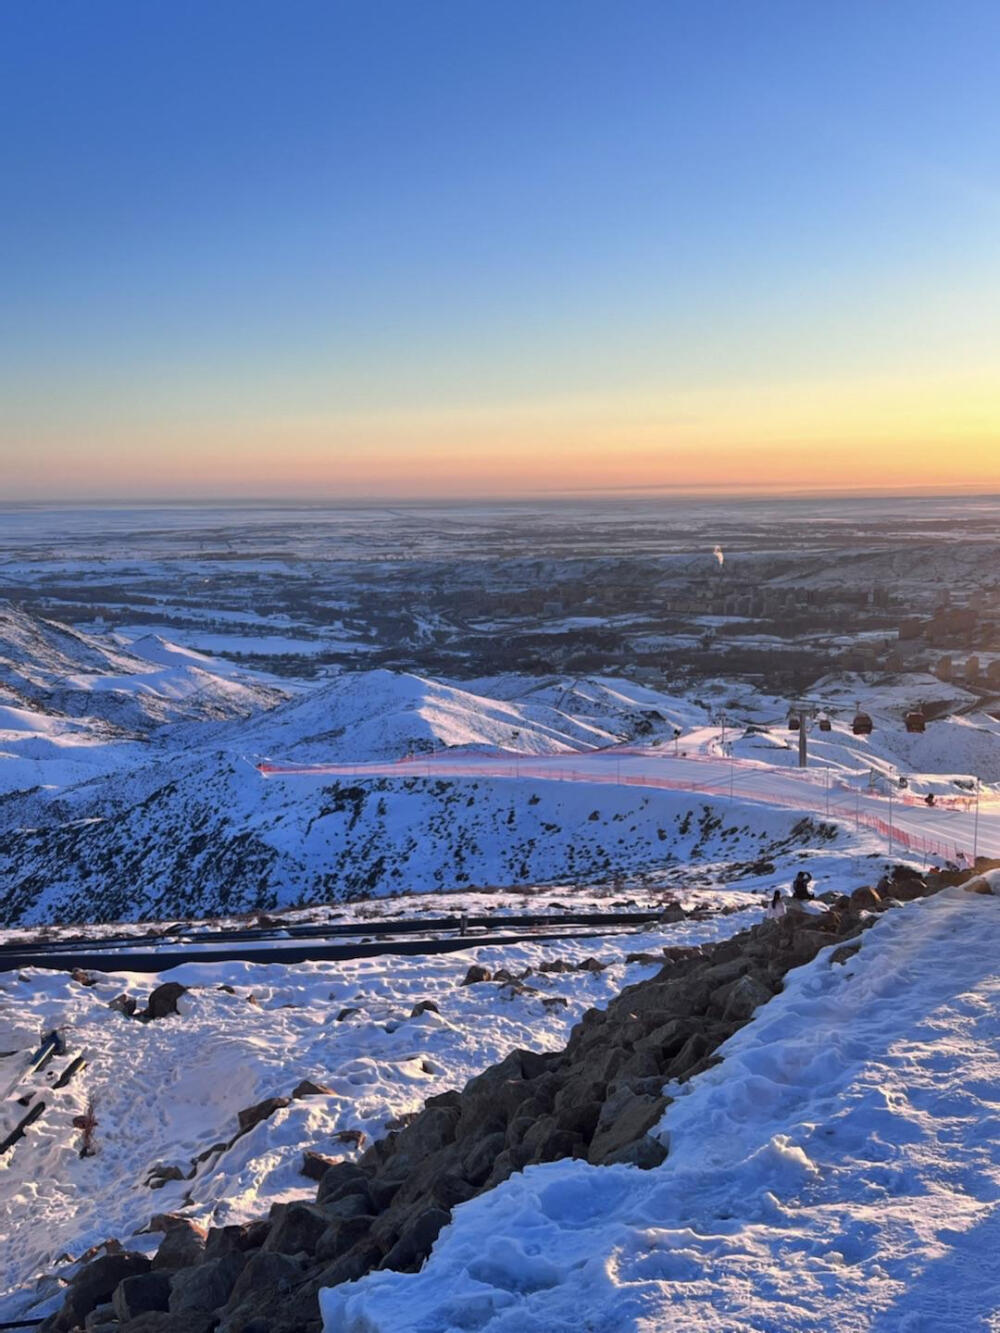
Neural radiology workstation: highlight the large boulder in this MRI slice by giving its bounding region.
[140,983,188,1022]
[54,1252,152,1329]
[262,1203,330,1257]
[152,1222,206,1271]
[587,1091,668,1165]
[112,1271,172,1321]
[169,1254,244,1315]
[237,1096,291,1134]
[379,1207,450,1272]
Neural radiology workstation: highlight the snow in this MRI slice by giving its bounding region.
[322,888,1000,1332]
[0,911,746,1322]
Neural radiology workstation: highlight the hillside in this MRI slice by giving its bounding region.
[0,607,286,797]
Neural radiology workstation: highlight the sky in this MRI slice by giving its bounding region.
[1,0,999,501]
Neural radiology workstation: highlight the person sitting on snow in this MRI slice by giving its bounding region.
[791,870,814,901]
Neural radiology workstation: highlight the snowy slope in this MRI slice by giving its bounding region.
[0,911,748,1323]
[239,669,638,763]
[464,674,709,743]
[0,607,285,796]
[0,758,848,924]
[323,887,1000,1333]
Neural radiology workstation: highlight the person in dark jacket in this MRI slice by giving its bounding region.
[791,870,814,901]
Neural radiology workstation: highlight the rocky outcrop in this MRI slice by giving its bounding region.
[43,863,986,1333]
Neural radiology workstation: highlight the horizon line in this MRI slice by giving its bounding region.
[2,482,1000,510]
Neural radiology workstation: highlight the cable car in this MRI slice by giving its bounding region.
[787,713,801,730]
[852,711,873,735]
[904,710,926,733]
[818,716,832,732]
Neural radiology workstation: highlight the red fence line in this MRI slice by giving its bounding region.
[257,759,971,864]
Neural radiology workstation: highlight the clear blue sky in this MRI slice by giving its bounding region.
[2,1,999,498]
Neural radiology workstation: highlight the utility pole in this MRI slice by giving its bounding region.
[798,713,808,768]
[888,782,894,856]
[973,776,981,864]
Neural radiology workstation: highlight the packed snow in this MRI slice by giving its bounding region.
[322,886,1000,1332]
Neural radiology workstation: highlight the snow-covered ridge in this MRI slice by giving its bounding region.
[0,606,286,797]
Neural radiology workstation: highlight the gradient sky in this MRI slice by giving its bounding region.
[2,0,999,500]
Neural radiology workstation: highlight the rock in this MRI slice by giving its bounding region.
[602,1132,668,1168]
[850,886,882,911]
[148,1214,206,1238]
[301,1150,342,1182]
[140,982,188,1022]
[461,1130,506,1185]
[380,1207,450,1272]
[169,1254,244,1314]
[577,957,607,973]
[322,1191,374,1225]
[112,1270,172,1321]
[152,1221,206,1271]
[222,1250,304,1314]
[538,959,574,973]
[385,1111,420,1131]
[120,1312,215,1332]
[410,999,440,1017]
[292,1079,332,1098]
[236,1096,291,1134]
[588,1093,667,1165]
[659,903,685,923]
[963,876,994,896]
[315,1161,370,1206]
[203,1221,270,1261]
[460,965,492,985]
[56,1252,152,1329]
[331,1127,366,1149]
[71,968,98,986]
[831,942,862,966]
[314,1213,374,1264]
[717,973,773,1022]
[84,1304,116,1330]
[336,1007,361,1021]
[145,1163,188,1190]
[541,995,569,1010]
[262,1202,330,1256]
[108,993,137,1016]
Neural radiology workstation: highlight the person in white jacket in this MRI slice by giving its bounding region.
[764,889,786,920]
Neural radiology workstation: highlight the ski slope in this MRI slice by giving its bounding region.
[259,743,1000,864]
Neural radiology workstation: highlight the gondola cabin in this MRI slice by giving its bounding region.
[818,716,832,732]
[787,713,801,730]
[904,710,926,733]
[852,711,873,735]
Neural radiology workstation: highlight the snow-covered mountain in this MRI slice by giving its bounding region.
[0,606,286,795]
[0,752,835,924]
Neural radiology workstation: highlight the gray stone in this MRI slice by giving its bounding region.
[57,1252,152,1329]
[169,1254,244,1315]
[113,1270,172,1321]
[380,1207,450,1272]
[152,1222,205,1270]
[262,1202,330,1256]
[236,1096,291,1134]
